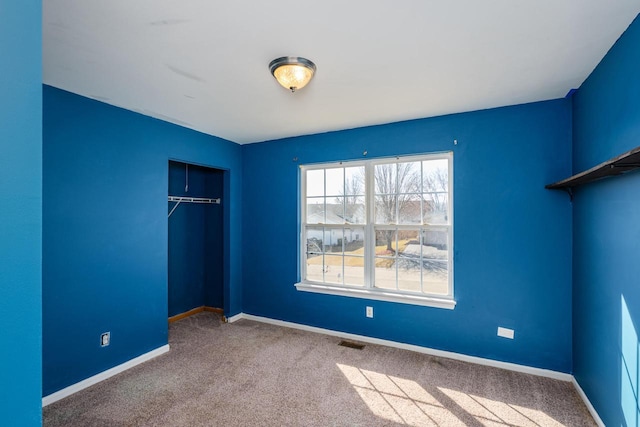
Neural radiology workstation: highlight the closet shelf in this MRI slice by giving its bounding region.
[546,145,640,195]
[167,195,221,218]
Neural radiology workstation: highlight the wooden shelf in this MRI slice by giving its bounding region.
[546,146,640,194]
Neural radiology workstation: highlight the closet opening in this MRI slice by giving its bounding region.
[168,160,225,323]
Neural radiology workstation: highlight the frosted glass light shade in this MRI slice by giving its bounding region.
[269,57,316,92]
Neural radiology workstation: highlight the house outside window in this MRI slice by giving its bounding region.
[296,152,455,309]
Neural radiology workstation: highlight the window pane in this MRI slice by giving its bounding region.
[397,232,421,292]
[323,228,342,252]
[307,169,324,197]
[332,227,365,255]
[306,228,323,253]
[397,162,421,194]
[374,227,397,288]
[398,230,420,251]
[345,196,365,224]
[345,167,365,196]
[398,194,422,224]
[343,227,365,286]
[325,168,344,197]
[398,268,421,292]
[374,163,396,194]
[422,193,448,224]
[306,197,325,223]
[344,256,365,286]
[305,253,323,282]
[422,159,448,192]
[375,229,397,257]
[422,229,449,294]
[422,229,448,251]
[323,255,343,285]
[375,195,396,224]
[422,258,448,295]
[374,258,396,290]
[326,197,345,224]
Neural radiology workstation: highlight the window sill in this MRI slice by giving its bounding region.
[294,282,456,310]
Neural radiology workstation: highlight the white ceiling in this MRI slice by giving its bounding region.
[43,1,640,144]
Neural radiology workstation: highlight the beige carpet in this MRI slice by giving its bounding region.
[44,312,596,426]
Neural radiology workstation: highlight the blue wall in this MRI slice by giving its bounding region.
[572,14,640,426]
[168,161,224,316]
[43,86,242,395]
[0,0,42,424]
[243,99,573,372]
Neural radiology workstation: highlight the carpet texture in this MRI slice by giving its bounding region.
[44,312,596,426]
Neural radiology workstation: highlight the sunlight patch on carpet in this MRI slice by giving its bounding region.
[337,363,464,426]
[438,387,566,426]
[338,363,567,427]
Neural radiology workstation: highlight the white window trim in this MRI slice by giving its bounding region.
[296,152,455,310]
[295,282,456,309]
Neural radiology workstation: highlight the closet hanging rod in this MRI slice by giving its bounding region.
[168,195,221,218]
[168,196,221,204]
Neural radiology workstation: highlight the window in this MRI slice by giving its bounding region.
[296,153,454,309]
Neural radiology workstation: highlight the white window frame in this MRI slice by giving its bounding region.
[295,152,455,310]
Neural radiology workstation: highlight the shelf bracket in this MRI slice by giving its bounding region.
[168,200,182,218]
[563,187,574,202]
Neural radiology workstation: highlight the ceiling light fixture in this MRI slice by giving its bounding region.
[269,56,316,93]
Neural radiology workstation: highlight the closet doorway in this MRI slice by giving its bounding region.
[168,160,224,321]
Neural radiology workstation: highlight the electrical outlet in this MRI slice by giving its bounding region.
[366,306,373,318]
[497,327,514,339]
[101,332,110,347]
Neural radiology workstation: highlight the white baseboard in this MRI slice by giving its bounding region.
[572,377,604,426]
[42,344,170,407]
[226,312,244,323]
[229,313,573,382]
